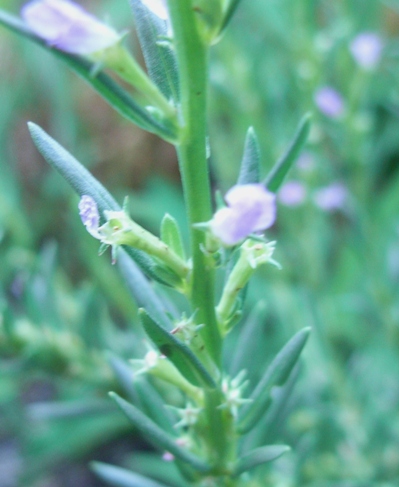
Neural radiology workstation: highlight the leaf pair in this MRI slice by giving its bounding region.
[237,113,312,189]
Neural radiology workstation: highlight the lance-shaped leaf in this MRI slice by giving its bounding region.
[0,10,177,141]
[117,251,173,329]
[28,123,173,285]
[238,327,311,434]
[233,445,290,477]
[92,462,169,487]
[130,0,179,101]
[109,356,176,435]
[263,113,311,192]
[218,0,243,35]
[140,309,216,389]
[110,393,211,473]
[237,127,260,185]
[28,399,112,420]
[160,213,185,260]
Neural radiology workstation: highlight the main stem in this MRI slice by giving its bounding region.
[168,0,230,473]
[168,0,222,366]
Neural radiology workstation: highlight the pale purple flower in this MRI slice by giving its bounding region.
[278,181,306,207]
[297,152,315,172]
[314,86,345,119]
[78,195,101,238]
[350,32,383,70]
[210,184,276,246]
[313,183,347,211]
[21,0,120,55]
[140,0,168,20]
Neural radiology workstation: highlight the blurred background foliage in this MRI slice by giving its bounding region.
[1,0,399,485]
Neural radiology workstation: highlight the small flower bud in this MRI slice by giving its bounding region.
[78,196,188,278]
[216,240,279,331]
[78,195,100,238]
[218,372,251,418]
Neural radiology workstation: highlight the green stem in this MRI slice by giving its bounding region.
[167,0,222,366]
[167,0,229,475]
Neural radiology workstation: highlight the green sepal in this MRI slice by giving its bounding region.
[237,127,260,185]
[91,461,169,487]
[27,123,172,286]
[130,0,179,102]
[0,10,177,142]
[160,213,185,260]
[109,392,211,473]
[237,327,311,434]
[233,445,290,477]
[140,309,216,389]
[263,113,311,192]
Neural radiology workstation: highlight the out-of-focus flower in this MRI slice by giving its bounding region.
[210,184,276,246]
[21,0,120,55]
[297,152,315,172]
[140,0,168,20]
[350,32,383,70]
[278,181,306,207]
[313,183,347,211]
[314,86,345,119]
[78,194,101,238]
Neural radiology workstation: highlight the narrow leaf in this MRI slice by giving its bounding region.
[237,127,260,185]
[219,0,244,34]
[233,445,290,476]
[134,378,176,435]
[28,399,112,420]
[117,251,172,330]
[130,0,179,101]
[110,393,211,473]
[140,310,216,389]
[108,355,139,402]
[238,327,311,434]
[27,123,172,285]
[263,113,311,192]
[0,10,177,141]
[229,302,268,376]
[92,462,168,487]
[160,213,185,259]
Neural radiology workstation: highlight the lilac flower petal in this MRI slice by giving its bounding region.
[210,208,251,246]
[314,86,345,119]
[210,184,276,246]
[350,32,383,70]
[278,181,306,207]
[313,183,347,211]
[225,184,276,231]
[79,195,101,237]
[140,0,168,20]
[21,0,120,55]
